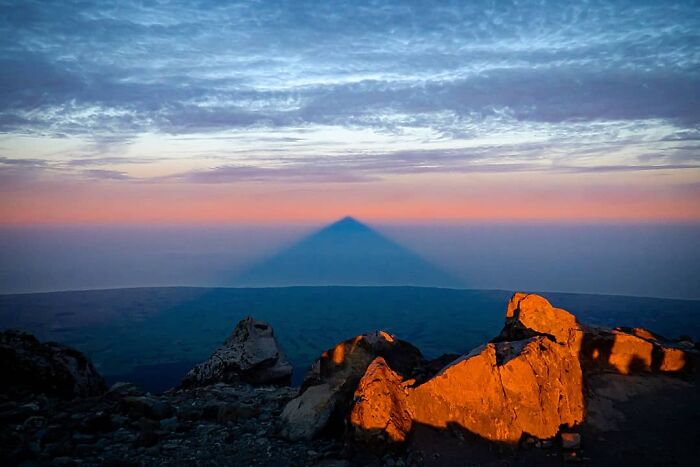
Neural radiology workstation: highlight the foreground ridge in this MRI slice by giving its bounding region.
[1,293,697,466]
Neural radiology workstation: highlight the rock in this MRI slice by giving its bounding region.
[279,383,337,441]
[79,411,112,433]
[561,432,581,449]
[352,336,584,445]
[0,329,106,399]
[281,330,423,440]
[150,400,175,420]
[181,316,292,387]
[350,357,412,444]
[104,382,142,400]
[120,396,155,419]
[501,292,581,345]
[302,331,423,391]
[502,293,691,375]
[23,415,46,432]
[159,416,179,432]
[580,325,690,374]
[133,431,159,447]
[217,403,260,422]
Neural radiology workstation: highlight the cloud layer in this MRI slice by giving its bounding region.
[0,0,698,219]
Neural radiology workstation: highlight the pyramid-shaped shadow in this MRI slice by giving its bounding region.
[236,216,462,287]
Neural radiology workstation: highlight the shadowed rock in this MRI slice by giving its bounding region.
[0,329,106,399]
[280,330,423,440]
[181,316,292,387]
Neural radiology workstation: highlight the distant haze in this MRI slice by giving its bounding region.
[1,221,698,300]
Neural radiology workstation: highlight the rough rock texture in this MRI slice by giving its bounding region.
[502,292,690,375]
[350,292,693,448]
[409,336,584,443]
[349,357,413,444]
[0,380,355,467]
[181,316,292,387]
[352,337,584,445]
[279,383,336,441]
[0,329,106,399]
[580,325,688,374]
[301,331,423,390]
[281,331,422,440]
[501,292,582,345]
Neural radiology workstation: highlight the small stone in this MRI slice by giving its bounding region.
[72,432,96,443]
[561,432,581,449]
[151,400,175,420]
[23,415,46,431]
[159,416,179,432]
[133,431,159,447]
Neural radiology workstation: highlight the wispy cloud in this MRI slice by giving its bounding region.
[0,0,698,183]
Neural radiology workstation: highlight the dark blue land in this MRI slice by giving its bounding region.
[1,286,699,392]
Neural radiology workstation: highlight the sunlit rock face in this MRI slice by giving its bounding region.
[408,337,584,443]
[351,337,584,444]
[581,325,688,374]
[350,357,413,444]
[501,292,582,346]
[181,316,292,387]
[280,331,423,440]
[502,293,688,375]
[349,292,691,447]
[0,329,106,399]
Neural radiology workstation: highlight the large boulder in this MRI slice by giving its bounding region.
[0,329,106,399]
[500,293,690,375]
[280,330,423,440]
[351,336,584,445]
[181,316,292,387]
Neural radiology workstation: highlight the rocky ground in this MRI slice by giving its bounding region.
[2,295,699,466]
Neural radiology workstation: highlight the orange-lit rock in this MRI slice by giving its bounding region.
[281,330,423,440]
[351,336,584,445]
[302,330,423,391]
[350,357,413,444]
[502,292,581,345]
[409,336,584,444]
[581,325,688,374]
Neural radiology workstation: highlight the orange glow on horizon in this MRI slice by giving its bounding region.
[1,172,699,225]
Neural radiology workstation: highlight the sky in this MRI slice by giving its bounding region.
[0,0,699,223]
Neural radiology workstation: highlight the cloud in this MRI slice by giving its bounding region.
[0,0,698,183]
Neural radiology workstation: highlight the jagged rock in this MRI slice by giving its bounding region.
[0,329,106,399]
[280,331,422,440]
[349,357,412,444]
[501,292,582,345]
[502,293,690,375]
[580,325,689,374]
[301,331,423,390]
[352,336,584,445]
[181,316,292,387]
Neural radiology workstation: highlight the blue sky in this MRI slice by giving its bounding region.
[0,0,699,222]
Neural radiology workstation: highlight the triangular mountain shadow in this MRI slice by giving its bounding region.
[236,216,462,288]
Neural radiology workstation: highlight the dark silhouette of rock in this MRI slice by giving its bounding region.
[181,316,292,387]
[237,216,461,287]
[0,329,106,399]
[280,330,423,440]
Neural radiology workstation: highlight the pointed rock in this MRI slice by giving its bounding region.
[350,357,413,444]
[280,330,422,440]
[181,316,292,387]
